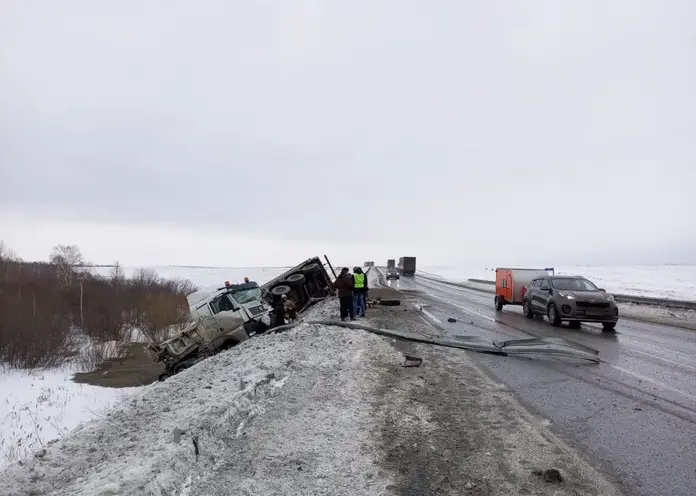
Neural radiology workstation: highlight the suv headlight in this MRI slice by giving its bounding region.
[606,294,615,302]
[558,291,576,300]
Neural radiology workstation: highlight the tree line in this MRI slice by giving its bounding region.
[0,242,196,368]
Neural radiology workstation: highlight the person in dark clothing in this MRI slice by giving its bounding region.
[352,266,368,317]
[334,267,355,321]
[274,299,287,327]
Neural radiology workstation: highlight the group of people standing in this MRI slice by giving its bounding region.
[334,266,369,321]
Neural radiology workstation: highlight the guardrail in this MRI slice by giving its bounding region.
[417,273,696,310]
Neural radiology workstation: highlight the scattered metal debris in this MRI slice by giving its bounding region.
[272,320,601,363]
[192,436,200,461]
[402,355,423,367]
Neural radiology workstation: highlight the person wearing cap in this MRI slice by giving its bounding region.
[352,266,368,317]
[334,267,355,321]
[281,294,298,321]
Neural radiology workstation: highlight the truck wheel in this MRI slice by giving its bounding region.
[158,372,171,382]
[283,273,306,286]
[547,304,562,327]
[271,285,292,297]
[523,299,533,318]
[301,263,320,274]
[602,322,617,332]
[495,296,504,311]
[174,364,188,374]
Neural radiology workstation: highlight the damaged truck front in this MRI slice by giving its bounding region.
[147,256,336,381]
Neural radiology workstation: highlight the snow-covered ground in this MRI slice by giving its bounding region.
[0,365,139,468]
[420,264,696,301]
[0,301,404,496]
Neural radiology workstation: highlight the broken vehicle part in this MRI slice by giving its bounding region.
[402,355,423,367]
[273,320,600,364]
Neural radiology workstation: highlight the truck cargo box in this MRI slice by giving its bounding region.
[398,257,416,276]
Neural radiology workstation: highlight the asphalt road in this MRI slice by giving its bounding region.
[372,268,696,496]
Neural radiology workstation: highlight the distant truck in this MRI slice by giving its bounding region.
[147,256,336,381]
[387,259,395,269]
[398,257,416,276]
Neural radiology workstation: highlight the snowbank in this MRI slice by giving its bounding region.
[0,300,402,496]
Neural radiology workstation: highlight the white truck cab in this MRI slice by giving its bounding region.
[187,280,273,335]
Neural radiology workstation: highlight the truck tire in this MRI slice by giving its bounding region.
[523,299,533,318]
[158,372,171,382]
[547,303,562,327]
[271,285,292,297]
[301,263,320,274]
[283,273,306,286]
[495,296,504,311]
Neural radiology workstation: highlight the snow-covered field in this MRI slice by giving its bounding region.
[420,264,696,301]
[0,365,139,468]
[95,263,696,301]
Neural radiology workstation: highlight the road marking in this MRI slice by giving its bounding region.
[424,291,496,323]
[610,365,696,403]
[419,307,442,324]
[622,348,696,372]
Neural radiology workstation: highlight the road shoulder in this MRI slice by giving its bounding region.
[365,296,623,495]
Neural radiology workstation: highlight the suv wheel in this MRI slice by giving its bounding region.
[602,322,617,332]
[523,299,533,318]
[547,303,562,327]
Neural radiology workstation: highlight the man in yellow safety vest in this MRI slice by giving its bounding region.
[352,266,368,318]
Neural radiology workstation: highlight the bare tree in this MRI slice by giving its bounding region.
[109,261,126,282]
[0,241,20,262]
[49,244,84,286]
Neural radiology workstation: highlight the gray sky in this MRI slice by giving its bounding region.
[1,0,694,267]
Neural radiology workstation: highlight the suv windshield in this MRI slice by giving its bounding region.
[551,278,599,291]
[231,287,262,305]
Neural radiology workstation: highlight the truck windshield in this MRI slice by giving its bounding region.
[231,287,262,305]
[551,278,599,291]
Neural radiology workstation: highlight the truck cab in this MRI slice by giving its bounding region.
[187,280,273,337]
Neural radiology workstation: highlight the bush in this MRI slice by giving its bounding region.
[0,248,196,369]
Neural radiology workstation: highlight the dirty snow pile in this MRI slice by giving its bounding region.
[0,300,403,496]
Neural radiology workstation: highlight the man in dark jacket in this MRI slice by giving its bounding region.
[352,266,368,317]
[335,267,355,321]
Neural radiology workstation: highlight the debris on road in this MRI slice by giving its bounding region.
[296,320,601,363]
[533,467,565,483]
[447,317,457,323]
[401,355,423,368]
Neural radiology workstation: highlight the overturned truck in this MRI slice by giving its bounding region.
[147,256,336,381]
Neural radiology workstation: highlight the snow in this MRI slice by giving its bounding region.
[0,365,139,469]
[0,299,403,496]
[420,264,696,301]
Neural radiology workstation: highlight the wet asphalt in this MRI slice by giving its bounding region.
[372,269,696,496]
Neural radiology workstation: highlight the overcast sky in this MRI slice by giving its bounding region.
[1,0,694,267]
